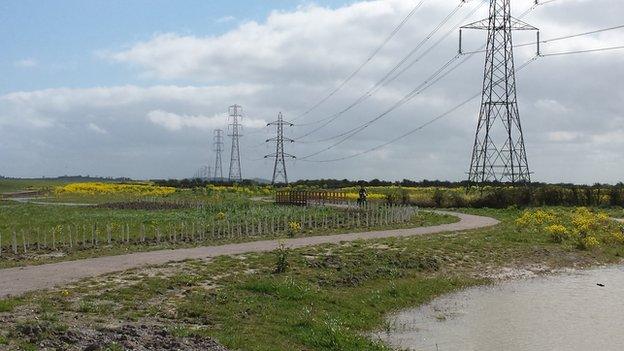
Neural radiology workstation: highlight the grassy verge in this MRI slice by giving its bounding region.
[0,199,454,268]
[0,207,622,350]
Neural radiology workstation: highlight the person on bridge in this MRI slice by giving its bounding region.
[358,186,367,206]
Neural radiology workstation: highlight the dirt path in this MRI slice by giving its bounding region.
[9,197,95,206]
[0,211,498,298]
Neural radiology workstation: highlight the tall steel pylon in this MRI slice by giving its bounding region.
[227,105,243,182]
[213,129,224,181]
[265,112,295,185]
[194,165,212,180]
[461,0,538,184]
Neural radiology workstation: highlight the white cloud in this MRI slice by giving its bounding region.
[147,110,267,131]
[87,123,108,134]
[106,0,425,82]
[591,130,624,145]
[548,131,581,142]
[1,0,623,183]
[534,99,571,114]
[147,110,224,131]
[14,58,38,68]
[216,16,236,24]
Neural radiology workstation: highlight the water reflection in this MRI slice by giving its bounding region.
[375,266,624,351]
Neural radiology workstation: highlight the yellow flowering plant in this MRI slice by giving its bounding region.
[515,207,617,250]
[56,182,176,196]
[580,236,600,250]
[546,224,569,243]
[288,221,302,237]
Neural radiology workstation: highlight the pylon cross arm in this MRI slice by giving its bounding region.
[510,17,538,31]
[461,17,537,31]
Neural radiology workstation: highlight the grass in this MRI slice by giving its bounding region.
[1,207,623,350]
[0,191,455,268]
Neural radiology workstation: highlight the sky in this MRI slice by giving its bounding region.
[0,0,622,183]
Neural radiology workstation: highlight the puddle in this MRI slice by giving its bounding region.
[375,266,624,350]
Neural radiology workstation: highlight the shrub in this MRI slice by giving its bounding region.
[55,182,175,196]
[546,224,569,243]
[288,221,301,237]
[274,243,289,274]
[609,230,624,245]
[579,236,600,250]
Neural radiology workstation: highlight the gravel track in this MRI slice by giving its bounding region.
[0,211,499,298]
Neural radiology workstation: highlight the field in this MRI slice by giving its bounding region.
[1,179,624,350]
[1,205,623,350]
[0,180,454,268]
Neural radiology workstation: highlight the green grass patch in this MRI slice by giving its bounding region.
[1,207,623,350]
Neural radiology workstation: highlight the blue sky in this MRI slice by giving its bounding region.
[1,0,351,93]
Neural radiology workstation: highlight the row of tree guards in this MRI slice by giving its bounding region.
[0,204,417,257]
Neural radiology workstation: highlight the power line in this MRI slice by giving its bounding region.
[294,0,487,141]
[300,52,473,146]
[293,0,428,121]
[297,52,476,160]
[539,24,624,44]
[295,0,545,160]
[300,57,538,163]
[460,23,624,54]
[541,44,624,57]
[300,36,624,164]
[295,0,478,143]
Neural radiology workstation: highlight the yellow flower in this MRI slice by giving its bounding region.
[546,224,568,243]
[581,236,600,249]
[611,231,624,244]
[55,182,175,196]
[288,221,302,233]
[515,209,556,229]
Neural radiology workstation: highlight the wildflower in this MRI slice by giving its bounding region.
[546,224,569,243]
[580,236,600,250]
[288,221,302,233]
[55,182,175,196]
[610,231,624,245]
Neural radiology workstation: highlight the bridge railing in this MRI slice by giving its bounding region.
[275,190,349,206]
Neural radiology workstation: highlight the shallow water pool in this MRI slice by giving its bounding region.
[374,266,624,351]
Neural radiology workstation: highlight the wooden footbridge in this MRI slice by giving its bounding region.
[275,190,349,206]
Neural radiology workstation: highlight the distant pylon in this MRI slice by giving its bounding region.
[213,129,224,181]
[265,112,295,185]
[228,105,243,182]
[461,0,538,184]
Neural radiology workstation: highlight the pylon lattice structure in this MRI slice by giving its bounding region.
[213,129,225,181]
[265,112,295,185]
[228,105,243,182]
[194,165,211,180]
[462,0,538,184]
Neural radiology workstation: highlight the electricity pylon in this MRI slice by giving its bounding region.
[194,165,211,180]
[228,105,243,182]
[213,129,224,181]
[461,0,538,184]
[265,112,295,185]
